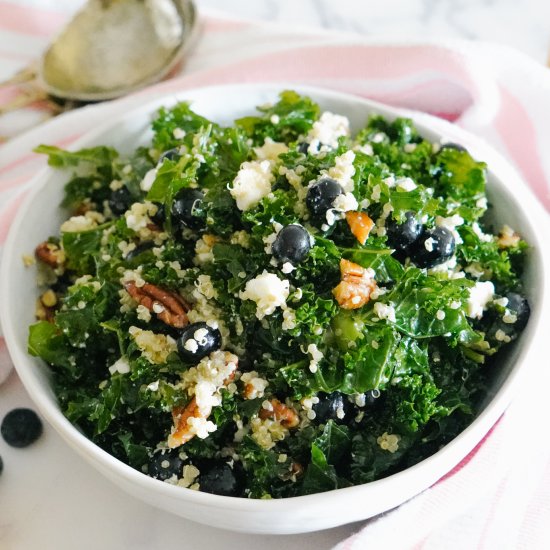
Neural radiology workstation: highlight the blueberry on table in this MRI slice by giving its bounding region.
[306,177,343,220]
[158,147,181,163]
[313,392,350,423]
[148,450,185,481]
[177,322,222,362]
[199,460,240,496]
[1,408,43,448]
[172,188,205,229]
[410,226,456,268]
[386,211,423,256]
[505,293,530,330]
[108,186,133,216]
[272,224,311,264]
[439,142,467,153]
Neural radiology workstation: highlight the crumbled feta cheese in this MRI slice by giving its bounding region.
[332,191,358,212]
[125,202,156,235]
[254,137,288,162]
[472,222,493,243]
[373,302,396,323]
[183,338,199,353]
[404,143,417,153]
[476,197,488,209]
[326,150,356,192]
[173,127,186,139]
[371,184,381,202]
[108,356,131,375]
[281,262,295,274]
[239,271,289,319]
[424,237,435,252]
[466,281,495,319]
[270,114,280,124]
[306,111,350,151]
[140,168,158,191]
[230,160,274,211]
[355,143,374,156]
[436,214,464,244]
[436,309,446,320]
[396,177,417,192]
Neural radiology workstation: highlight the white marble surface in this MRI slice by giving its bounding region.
[196,0,550,64]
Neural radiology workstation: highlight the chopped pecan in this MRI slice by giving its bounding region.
[497,225,520,249]
[345,211,374,245]
[259,398,299,429]
[35,241,65,268]
[168,352,238,448]
[124,281,190,328]
[168,398,204,448]
[333,258,377,310]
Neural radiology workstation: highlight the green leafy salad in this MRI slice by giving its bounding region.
[28,91,530,498]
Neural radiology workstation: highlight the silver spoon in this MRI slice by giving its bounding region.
[0,0,199,114]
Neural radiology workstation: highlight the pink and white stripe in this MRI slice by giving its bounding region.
[0,3,550,548]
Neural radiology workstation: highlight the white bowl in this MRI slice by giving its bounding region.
[1,84,549,534]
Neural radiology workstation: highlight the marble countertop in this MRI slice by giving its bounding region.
[196,0,550,64]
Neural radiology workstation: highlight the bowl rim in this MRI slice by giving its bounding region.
[1,82,549,514]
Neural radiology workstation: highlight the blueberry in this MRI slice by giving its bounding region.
[199,460,239,496]
[506,293,530,330]
[125,241,155,260]
[172,188,205,229]
[177,322,222,362]
[272,224,311,264]
[306,178,343,221]
[1,408,43,448]
[411,227,455,268]
[439,142,467,153]
[313,392,350,423]
[297,141,310,154]
[148,450,184,481]
[386,212,423,257]
[108,186,133,216]
[150,202,165,227]
[158,148,181,163]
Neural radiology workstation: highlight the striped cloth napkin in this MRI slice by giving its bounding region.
[1,3,550,549]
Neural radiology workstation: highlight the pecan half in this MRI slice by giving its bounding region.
[259,398,300,429]
[124,281,190,328]
[35,241,65,268]
[333,259,377,310]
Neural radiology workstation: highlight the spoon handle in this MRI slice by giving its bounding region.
[0,86,49,116]
[0,65,37,88]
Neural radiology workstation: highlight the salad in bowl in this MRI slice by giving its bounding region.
[26,90,531,501]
